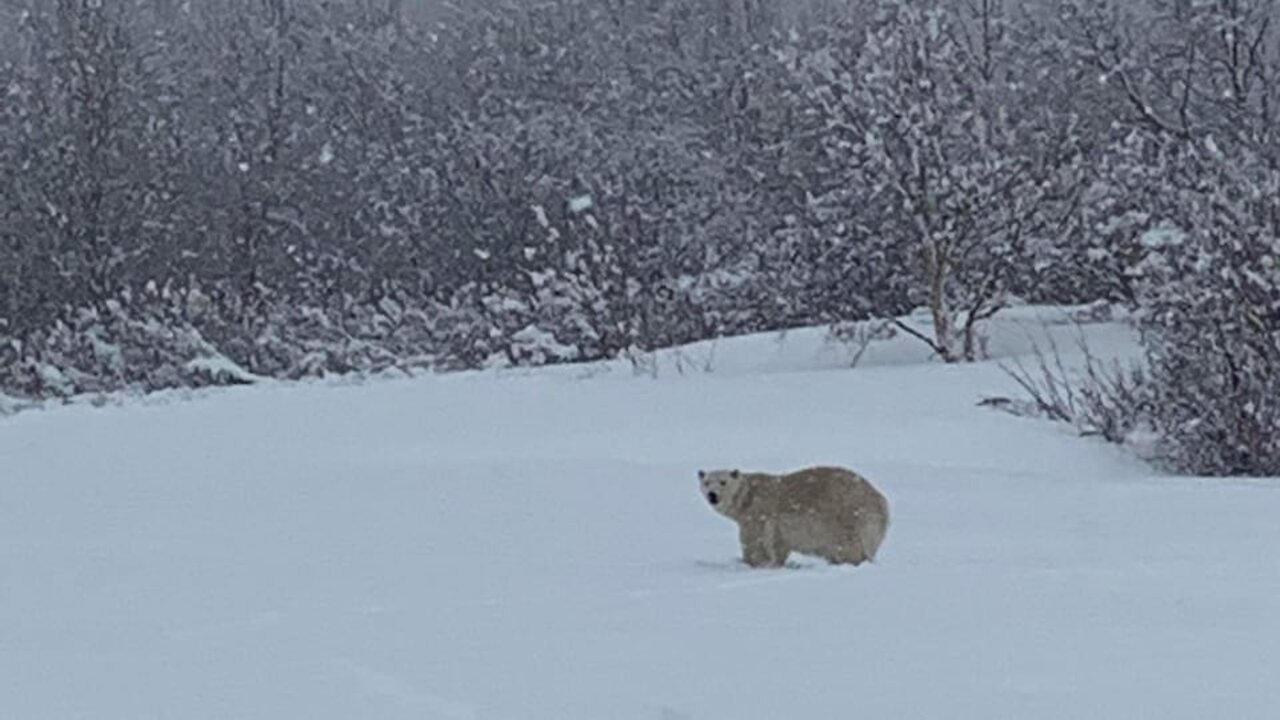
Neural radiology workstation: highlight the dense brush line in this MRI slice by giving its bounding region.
[0,0,1277,474]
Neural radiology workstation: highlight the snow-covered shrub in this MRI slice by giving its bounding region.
[490,325,579,368]
[232,292,438,380]
[998,328,1153,447]
[1002,139,1280,477]
[0,286,254,400]
[798,0,1085,362]
[1127,148,1280,476]
[825,319,899,368]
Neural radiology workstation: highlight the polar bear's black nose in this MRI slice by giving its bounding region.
[707,491,719,506]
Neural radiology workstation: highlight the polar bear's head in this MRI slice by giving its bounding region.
[698,469,744,516]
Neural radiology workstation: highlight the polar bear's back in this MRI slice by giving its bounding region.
[777,465,887,512]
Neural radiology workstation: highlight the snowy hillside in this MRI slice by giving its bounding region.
[3,311,1278,720]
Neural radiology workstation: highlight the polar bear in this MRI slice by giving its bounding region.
[698,465,889,568]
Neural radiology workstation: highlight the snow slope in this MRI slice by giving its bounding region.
[3,311,1278,719]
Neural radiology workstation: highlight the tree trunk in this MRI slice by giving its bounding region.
[924,241,958,363]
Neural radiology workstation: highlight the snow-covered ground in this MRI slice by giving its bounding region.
[3,308,1278,719]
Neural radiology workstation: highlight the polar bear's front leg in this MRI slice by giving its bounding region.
[739,519,787,568]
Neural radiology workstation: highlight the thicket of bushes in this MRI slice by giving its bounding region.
[2,0,1276,475]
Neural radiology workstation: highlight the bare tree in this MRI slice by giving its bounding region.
[805,0,1082,361]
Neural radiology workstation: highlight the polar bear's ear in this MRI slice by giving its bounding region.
[697,470,706,479]
[730,469,740,479]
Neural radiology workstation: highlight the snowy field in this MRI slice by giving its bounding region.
[3,308,1279,719]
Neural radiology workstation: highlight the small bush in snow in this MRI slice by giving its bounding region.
[998,326,1153,448]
